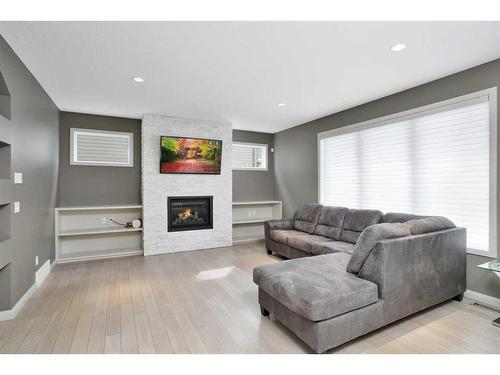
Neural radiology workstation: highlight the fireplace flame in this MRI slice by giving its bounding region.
[180,208,193,219]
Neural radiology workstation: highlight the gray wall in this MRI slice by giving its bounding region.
[274,58,500,299]
[0,35,59,309]
[233,130,274,202]
[58,117,269,206]
[58,112,141,207]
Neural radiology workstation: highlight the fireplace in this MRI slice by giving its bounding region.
[167,196,213,232]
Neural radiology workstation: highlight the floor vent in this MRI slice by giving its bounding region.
[471,302,500,314]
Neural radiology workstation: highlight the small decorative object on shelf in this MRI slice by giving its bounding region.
[477,259,500,328]
[111,218,142,228]
[130,219,142,228]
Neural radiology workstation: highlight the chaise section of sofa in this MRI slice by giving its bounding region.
[257,205,466,353]
[254,252,384,353]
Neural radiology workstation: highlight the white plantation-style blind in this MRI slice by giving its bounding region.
[70,128,133,167]
[319,89,497,257]
[232,142,268,170]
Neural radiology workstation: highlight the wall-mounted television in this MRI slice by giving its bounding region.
[160,136,222,174]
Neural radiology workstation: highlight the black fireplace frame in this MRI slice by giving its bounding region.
[167,195,213,232]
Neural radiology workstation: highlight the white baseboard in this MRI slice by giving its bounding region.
[464,289,500,308]
[232,238,264,245]
[0,259,52,322]
[56,249,143,264]
[36,259,51,287]
[0,283,37,321]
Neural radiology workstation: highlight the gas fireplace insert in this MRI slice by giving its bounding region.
[167,196,213,232]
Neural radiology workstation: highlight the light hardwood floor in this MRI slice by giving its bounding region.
[1,241,499,354]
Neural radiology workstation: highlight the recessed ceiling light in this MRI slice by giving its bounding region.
[277,102,286,107]
[391,43,406,52]
[132,77,145,83]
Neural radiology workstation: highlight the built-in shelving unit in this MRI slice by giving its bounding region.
[0,71,11,121]
[232,200,282,244]
[55,205,143,263]
[0,134,12,310]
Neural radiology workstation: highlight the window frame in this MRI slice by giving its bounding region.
[232,141,269,171]
[70,128,134,167]
[318,87,498,258]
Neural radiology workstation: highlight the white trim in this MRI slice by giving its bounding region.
[55,249,143,264]
[318,87,498,258]
[232,200,282,206]
[70,127,134,167]
[0,259,53,321]
[317,89,496,139]
[232,141,268,171]
[35,259,51,287]
[487,88,498,259]
[0,283,37,321]
[464,289,500,309]
[56,204,142,211]
[232,238,265,245]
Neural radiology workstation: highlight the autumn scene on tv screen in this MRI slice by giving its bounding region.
[160,136,222,174]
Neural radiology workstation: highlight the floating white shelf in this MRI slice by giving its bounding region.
[232,200,282,206]
[58,227,143,237]
[56,205,143,211]
[233,218,274,225]
[232,201,282,244]
[55,205,143,263]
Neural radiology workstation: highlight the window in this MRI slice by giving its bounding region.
[319,88,497,258]
[70,128,134,167]
[232,142,268,171]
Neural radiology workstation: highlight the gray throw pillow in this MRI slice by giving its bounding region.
[347,223,411,274]
[405,216,455,235]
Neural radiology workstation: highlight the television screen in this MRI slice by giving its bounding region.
[160,136,222,174]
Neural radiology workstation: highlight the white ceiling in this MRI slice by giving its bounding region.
[1,21,500,133]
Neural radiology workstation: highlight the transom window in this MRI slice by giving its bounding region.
[70,128,134,167]
[232,142,268,171]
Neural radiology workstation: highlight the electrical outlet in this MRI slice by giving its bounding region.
[35,256,39,266]
[14,201,20,213]
[101,217,107,225]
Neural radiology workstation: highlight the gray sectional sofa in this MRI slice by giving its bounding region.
[254,204,466,353]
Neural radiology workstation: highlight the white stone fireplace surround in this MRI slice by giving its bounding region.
[141,114,232,256]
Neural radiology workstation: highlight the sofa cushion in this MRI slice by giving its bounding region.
[313,206,348,240]
[347,222,411,274]
[340,209,383,244]
[293,204,323,234]
[270,229,308,245]
[253,253,379,321]
[312,240,355,255]
[288,234,333,254]
[405,216,455,235]
[381,212,425,223]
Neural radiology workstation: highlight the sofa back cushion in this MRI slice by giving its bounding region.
[293,204,323,234]
[405,216,455,235]
[313,206,348,240]
[381,212,425,223]
[340,209,383,244]
[347,222,411,274]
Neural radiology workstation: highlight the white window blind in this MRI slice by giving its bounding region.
[319,91,497,256]
[232,142,268,170]
[70,128,133,167]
